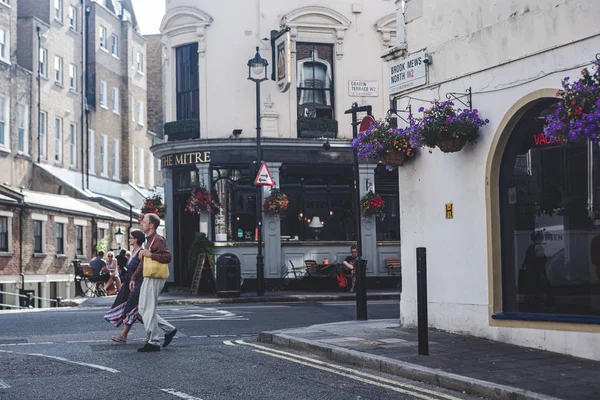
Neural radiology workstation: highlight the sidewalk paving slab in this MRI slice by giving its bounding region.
[259,319,600,400]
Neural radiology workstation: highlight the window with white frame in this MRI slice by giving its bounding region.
[54,0,63,22]
[112,138,119,180]
[100,134,108,176]
[54,117,62,163]
[55,222,65,254]
[136,52,144,73]
[69,5,77,31]
[39,48,47,78]
[54,55,63,85]
[99,25,107,50]
[137,101,144,125]
[148,155,155,188]
[75,225,84,255]
[32,214,48,255]
[138,147,144,187]
[0,28,9,64]
[39,111,47,159]
[88,130,95,174]
[17,104,28,154]
[111,87,119,114]
[69,64,77,91]
[111,34,118,57]
[0,96,7,150]
[0,0,10,7]
[69,123,76,167]
[100,80,107,108]
[0,211,13,253]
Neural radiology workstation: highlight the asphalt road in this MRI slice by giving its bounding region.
[0,301,478,400]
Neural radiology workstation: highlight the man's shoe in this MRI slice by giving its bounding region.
[163,328,177,348]
[137,343,160,352]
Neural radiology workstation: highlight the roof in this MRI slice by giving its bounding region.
[0,193,19,204]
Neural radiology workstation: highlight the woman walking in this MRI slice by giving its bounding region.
[104,230,146,343]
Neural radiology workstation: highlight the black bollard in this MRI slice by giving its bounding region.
[416,247,429,355]
[356,258,368,320]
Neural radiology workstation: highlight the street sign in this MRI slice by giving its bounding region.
[389,49,427,95]
[359,115,376,133]
[254,161,274,186]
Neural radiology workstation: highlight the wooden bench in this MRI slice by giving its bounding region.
[385,257,401,276]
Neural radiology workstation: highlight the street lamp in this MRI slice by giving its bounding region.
[114,227,124,250]
[247,46,269,296]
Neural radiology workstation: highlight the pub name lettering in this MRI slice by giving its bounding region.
[162,151,211,167]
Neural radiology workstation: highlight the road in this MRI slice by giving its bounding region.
[0,301,478,400]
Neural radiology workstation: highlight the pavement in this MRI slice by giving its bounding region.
[61,288,400,307]
[258,320,600,400]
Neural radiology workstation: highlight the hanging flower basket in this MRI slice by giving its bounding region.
[263,187,289,219]
[416,101,489,153]
[380,151,407,167]
[139,194,165,223]
[544,58,600,143]
[185,186,220,215]
[360,191,385,220]
[437,138,467,153]
[351,118,418,168]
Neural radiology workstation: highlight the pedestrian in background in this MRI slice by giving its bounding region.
[104,229,146,343]
[130,213,177,352]
[106,251,122,292]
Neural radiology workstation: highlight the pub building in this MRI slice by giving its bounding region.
[153,142,401,287]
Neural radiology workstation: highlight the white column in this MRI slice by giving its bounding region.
[359,164,378,274]
[263,162,283,279]
[395,0,406,44]
[40,281,48,308]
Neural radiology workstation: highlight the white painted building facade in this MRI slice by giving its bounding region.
[390,0,600,360]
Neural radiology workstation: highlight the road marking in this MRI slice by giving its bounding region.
[160,308,248,322]
[235,341,463,400]
[161,388,204,399]
[0,380,10,389]
[223,341,235,346]
[0,349,119,373]
[66,340,111,344]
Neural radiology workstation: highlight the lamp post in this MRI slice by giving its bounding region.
[247,46,269,296]
[114,227,124,250]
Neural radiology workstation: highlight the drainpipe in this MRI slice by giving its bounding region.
[19,204,24,289]
[84,5,91,190]
[36,26,42,163]
[80,0,87,190]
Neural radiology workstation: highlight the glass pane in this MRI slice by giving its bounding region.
[0,217,7,251]
[213,167,256,242]
[500,100,600,317]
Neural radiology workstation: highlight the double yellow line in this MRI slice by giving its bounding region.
[230,340,464,400]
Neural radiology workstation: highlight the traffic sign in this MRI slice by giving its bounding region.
[359,115,376,133]
[254,162,274,187]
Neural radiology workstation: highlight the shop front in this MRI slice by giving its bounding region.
[152,138,401,287]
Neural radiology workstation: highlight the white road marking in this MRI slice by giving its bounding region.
[17,342,53,346]
[2,350,120,373]
[66,340,111,344]
[0,380,10,389]
[159,308,248,322]
[235,341,462,400]
[161,388,204,400]
[223,341,235,346]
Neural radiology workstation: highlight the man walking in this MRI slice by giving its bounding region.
[130,213,177,352]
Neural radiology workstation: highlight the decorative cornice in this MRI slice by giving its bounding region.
[160,6,214,35]
[374,13,397,48]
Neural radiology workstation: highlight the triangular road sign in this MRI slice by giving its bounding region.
[254,161,275,187]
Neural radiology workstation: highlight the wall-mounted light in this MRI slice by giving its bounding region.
[232,129,243,137]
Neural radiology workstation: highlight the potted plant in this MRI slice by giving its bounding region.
[262,187,289,219]
[351,117,418,168]
[185,186,220,215]
[416,101,489,153]
[360,190,385,220]
[544,59,600,143]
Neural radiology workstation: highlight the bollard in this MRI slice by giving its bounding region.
[56,297,62,308]
[356,258,368,321]
[27,292,34,309]
[416,247,429,355]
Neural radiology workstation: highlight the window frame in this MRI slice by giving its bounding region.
[69,122,76,168]
[0,95,8,151]
[175,43,200,121]
[17,103,28,155]
[137,147,144,187]
[99,80,107,108]
[0,211,13,254]
[75,224,84,256]
[148,154,154,188]
[68,5,77,31]
[137,100,144,125]
[54,117,62,163]
[296,42,335,122]
[88,129,95,175]
[110,34,118,58]
[32,214,48,255]
[99,25,107,50]
[39,111,47,159]
[54,55,63,86]
[39,48,48,78]
[100,134,108,177]
[111,87,119,114]
[55,222,65,255]
[136,52,144,73]
[69,63,77,92]
[112,138,120,180]
[54,0,63,23]
[0,27,9,64]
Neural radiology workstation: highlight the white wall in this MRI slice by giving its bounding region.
[161,0,398,139]
[395,0,600,359]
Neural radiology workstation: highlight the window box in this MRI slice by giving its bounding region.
[164,119,200,141]
[297,117,338,138]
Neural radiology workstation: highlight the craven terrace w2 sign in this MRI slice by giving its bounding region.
[161,151,211,168]
[389,50,427,95]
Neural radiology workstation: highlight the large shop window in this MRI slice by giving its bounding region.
[213,167,257,242]
[280,166,355,241]
[175,43,199,121]
[499,99,600,320]
[296,43,334,120]
[375,166,400,241]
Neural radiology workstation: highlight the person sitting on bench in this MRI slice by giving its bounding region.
[342,245,358,293]
[89,250,113,292]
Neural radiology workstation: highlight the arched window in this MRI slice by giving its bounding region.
[499,99,600,320]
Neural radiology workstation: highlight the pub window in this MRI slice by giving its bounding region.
[296,43,334,120]
[174,168,197,193]
[280,166,355,241]
[213,167,257,242]
[375,166,400,241]
[176,43,199,121]
[499,99,600,320]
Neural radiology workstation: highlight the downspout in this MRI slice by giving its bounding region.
[85,6,91,190]
[19,203,24,290]
[80,0,87,190]
[36,26,42,163]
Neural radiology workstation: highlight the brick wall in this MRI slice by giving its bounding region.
[0,205,21,277]
[145,34,163,138]
[17,0,50,24]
